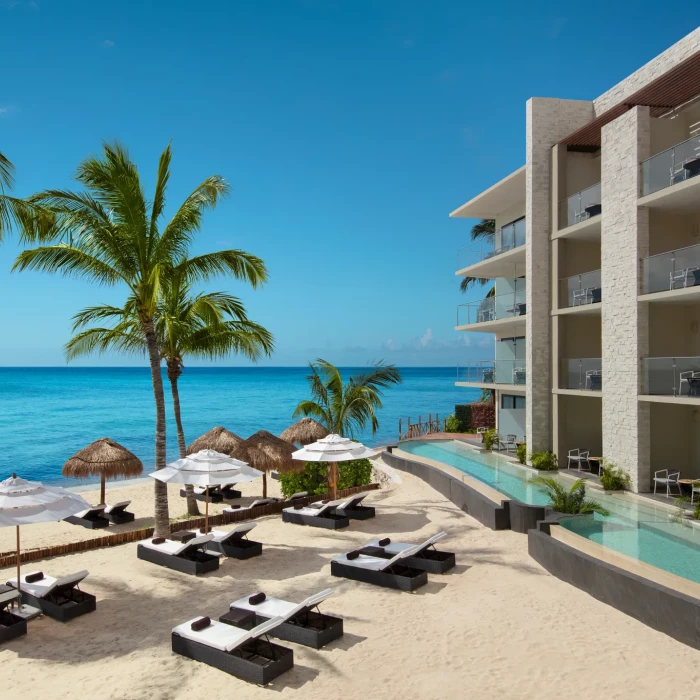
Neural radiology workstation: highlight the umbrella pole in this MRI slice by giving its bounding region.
[330,463,338,500]
[205,485,209,533]
[16,525,21,611]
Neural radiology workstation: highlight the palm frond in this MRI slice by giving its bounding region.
[65,324,145,361]
[0,151,15,192]
[176,250,268,288]
[471,219,495,240]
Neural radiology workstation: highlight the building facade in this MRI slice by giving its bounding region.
[452,28,700,492]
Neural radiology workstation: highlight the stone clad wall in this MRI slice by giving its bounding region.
[600,106,651,492]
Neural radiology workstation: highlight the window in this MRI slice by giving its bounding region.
[501,394,525,409]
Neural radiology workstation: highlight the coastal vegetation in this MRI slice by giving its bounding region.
[278,458,373,498]
[293,358,402,437]
[530,476,610,516]
[459,218,495,295]
[13,141,268,536]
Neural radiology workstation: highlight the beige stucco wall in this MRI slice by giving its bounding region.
[564,151,600,198]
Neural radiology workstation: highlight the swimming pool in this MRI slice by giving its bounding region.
[399,439,700,585]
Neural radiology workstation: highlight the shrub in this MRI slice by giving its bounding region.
[278,459,373,498]
[529,450,558,471]
[598,460,631,491]
[483,428,498,450]
[454,404,471,431]
[470,402,495,431]
[531,476,609,516]
[444,414,461,432]
[516,442,527,465]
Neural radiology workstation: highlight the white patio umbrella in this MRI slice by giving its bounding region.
[291,434,376,499]
[150,449,262,532]
[0,473,91,618]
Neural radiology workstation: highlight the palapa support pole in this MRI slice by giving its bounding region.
[100,473,106,506]
[262,472,267,499]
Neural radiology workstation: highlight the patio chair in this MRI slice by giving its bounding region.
[670,269,691,290]
[653,469,682,497]
[567,449,590,471]
[227,588,343,649]
[498,435,517,452]
[679,371,700,396]
[691,482,700,505]
[573,288,592,306]
[586,369,602,391]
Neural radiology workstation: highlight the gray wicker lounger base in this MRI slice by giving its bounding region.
[360,546,455,574]
[330,561,427,591]
[19,589,97,622]
[179,489,225,503]
[226,609,343,650]
[64,514,110,529]
[172,633,293,685]
[209,539,263,560]
[137,545,220,575]
[282,511,349,529]
[105,511,134,525]
[0,609,27,642]
[338,505,375,520]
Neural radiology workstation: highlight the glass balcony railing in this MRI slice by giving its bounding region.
[641,357,700,397]
[642,134,700,196]
[559,269,602,308]
[641,243,700,294]
[559,182,601,229]
[457,360,526,386]
[456,218,526,270]
[457,288,526,326]
[560,358,602,391]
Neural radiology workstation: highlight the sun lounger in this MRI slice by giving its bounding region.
[179,485,227,503]
[227,588,342,649]
[223,498,277,515]
[331,544,428,591]
[282,498,350,530]
[6,570,96,622]
[363,532,455,574]
[207,523,263,559]
[172,615,293,685]
[0,589,27,642]
[64,504,110,529]
[311,491,375,520]
[138,534,220,575]
[103,500,135,525]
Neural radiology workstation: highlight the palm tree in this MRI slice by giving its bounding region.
[530,476,610,516]
[13,141,267,536]
[65,271,274,516]
[293,359,402,438]
[459,219,496,295]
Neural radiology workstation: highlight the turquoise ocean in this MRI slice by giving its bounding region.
[0,367,478,486]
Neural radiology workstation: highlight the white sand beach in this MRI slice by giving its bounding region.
[2,462,700,700]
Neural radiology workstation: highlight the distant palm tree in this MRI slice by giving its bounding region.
[294,359,402,438]
[459,218,496,296]
[14,141,267,536]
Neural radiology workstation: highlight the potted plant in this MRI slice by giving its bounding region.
[516,442,527,465]
[598,460,631,493]
[483,428,498,451]
[530,476,609,520]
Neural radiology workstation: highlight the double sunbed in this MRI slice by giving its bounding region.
[282,492,374,529]
[64,501,135,529]
[180,484,242,503]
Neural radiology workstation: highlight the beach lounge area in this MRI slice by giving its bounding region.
[2,460,700,699]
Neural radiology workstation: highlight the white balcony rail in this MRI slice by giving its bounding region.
[457,360,526,386]
[457,288,526,326]
[642,134,700,197]
[641,243,700,294]
[560,358,602,391]
[456,218,525,271]
[641,357,700,397]
[559,269,602,307]
[559,182,601,229]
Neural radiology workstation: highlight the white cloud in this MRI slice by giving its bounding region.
[382,338,396,351]
[101,39,115,48]
[416,328,433,349]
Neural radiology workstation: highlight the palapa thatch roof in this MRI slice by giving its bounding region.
[63,437,143,480]
[187,426,243,455]
[231,430,302,474]
[280,418,329,447]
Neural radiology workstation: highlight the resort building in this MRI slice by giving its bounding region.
[452,27,700,493]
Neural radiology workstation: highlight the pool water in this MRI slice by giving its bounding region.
[399,439,700,585]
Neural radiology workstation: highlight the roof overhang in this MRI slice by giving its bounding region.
[450,165,526,219]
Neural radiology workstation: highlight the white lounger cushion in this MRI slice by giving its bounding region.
[366,531,448,555]
[210,522,257,543]
[333,544,424,571]
[311,492,370,509]
[104,501,131,514]
[284,497,347,518]
[172,615,285,652]
[222,499,275,514]
[7,570,89,598]
[140,534,213,556]
[230,588,333,619]
[72,505,106,519]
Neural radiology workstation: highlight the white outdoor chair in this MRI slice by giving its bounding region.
[679,371,700,396]
[691,482,700,505]
[567,449,590,471]
[498,435,516,452]
[653,469,682,497]
[670,269,691,290]
[572,288,592,306]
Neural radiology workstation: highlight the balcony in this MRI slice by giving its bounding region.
[642,135,700,197]
[641,357,700,398]
[455,218,526,278]
[456,360,526,388]
[560,358,602,392]
[557,183,602,236]
[456,288,526,333]
[558,270,602,309]
[641,243,700,297]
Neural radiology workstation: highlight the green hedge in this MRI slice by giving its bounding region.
[455,404,471,431]
[278,459,373,498]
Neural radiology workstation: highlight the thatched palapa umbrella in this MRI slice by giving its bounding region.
[187,426,243,455]
[280,418,329,447]
[63,437,143,506]
[231,430,301,498]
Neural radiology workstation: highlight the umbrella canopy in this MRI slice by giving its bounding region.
[63,437,143,505]
[187,427,243,455]
[291,434,376,463]
[280,418,329,447]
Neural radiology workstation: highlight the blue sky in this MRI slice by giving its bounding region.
[0,1,697,367]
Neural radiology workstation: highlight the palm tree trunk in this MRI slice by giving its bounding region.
[167,359,199,516]
[143,317,170,538]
